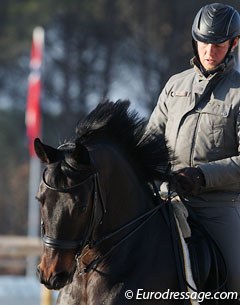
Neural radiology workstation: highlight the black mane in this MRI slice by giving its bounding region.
[75,100,170,181]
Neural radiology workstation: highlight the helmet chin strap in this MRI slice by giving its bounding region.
[192,38,234,77]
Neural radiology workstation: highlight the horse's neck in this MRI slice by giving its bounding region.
[92,180,168,265]
[97,175,151,241]
[90,145,171,268]
[93,145,151,233]
[57,218,171,304]
[60,205,174,305]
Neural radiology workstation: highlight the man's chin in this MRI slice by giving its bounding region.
[203,61,219,72]
[204,65,217,71]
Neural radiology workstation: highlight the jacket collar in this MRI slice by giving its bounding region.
[191,55,235,79]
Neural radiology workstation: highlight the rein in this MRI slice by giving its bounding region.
[82,197,166,273]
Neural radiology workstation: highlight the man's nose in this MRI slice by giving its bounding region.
[205,44,215,56]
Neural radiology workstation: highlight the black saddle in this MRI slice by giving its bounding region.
[184,206,228,303]
[150,183,228,304]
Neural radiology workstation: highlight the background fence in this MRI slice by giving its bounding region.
[0,235,56,305]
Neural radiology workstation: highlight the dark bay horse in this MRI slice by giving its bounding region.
[35,101,185,305]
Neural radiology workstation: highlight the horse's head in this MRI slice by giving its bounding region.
[34,101,170,290]
[34,138,105,289]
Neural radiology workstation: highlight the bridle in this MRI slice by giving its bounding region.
[40,164,166,273]
[41,169,106,252]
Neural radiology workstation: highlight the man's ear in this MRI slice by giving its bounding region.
[231,37,239,51]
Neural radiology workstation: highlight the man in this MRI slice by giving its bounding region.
[146,3,240,296]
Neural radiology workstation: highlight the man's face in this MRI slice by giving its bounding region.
[197,40,231,71]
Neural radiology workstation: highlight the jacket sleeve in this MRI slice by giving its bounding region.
[145,83,170,136]
[198,110,240,190]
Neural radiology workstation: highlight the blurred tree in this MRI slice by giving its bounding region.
[0,110,28,235]
[0,0,240,237]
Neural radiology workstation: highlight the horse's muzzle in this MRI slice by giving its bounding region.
[37,264,74,290]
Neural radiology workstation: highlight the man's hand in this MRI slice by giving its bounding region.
[173,167,205,196]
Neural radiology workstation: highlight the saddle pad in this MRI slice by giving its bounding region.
[175,216,200,305]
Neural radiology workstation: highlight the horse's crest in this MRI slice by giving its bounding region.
[75,100,170,181]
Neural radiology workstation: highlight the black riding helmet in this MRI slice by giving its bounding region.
[192,3,240,44]
[191,3,240,75]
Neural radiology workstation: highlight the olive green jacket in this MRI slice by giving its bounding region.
[147,57,240,203]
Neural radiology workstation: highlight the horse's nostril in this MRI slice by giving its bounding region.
[36,265,49,286]
[36,265,41,276]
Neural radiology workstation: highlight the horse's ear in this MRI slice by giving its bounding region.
[34,138,63,164]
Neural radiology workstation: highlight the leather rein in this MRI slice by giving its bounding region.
[41,167,166,273]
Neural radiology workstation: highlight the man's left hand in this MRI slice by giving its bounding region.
[173,167,205,196]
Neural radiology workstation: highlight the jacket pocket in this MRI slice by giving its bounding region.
[201,99,230,118]
[200,99,231,149]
